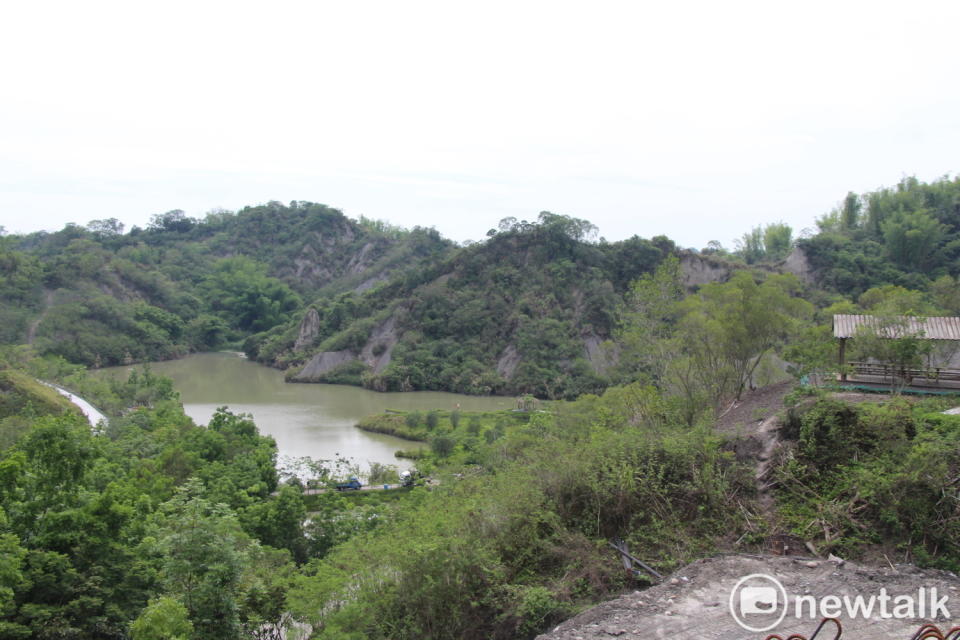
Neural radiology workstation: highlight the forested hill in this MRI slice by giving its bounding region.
[0,204,683,399]
[4,175,960,397]
[0,202,452,367]
[245,214,677,399]
[796,175,960,303]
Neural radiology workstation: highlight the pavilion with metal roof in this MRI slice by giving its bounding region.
[832,314,960,388]
[833,314,960,340]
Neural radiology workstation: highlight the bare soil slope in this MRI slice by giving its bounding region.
[537,555,959,640]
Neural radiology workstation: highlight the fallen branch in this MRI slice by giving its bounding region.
[608,539,664,581]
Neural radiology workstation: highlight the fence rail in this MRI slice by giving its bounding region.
[848,361,960,384]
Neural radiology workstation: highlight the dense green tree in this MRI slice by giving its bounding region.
[735,223,793,263]
[678,272,811,402]
[930,275,960,315]
[802,176,960,297]
[130,597,193,640]
[736,226,765,264]
[430,434,455,457]
[857,284,935,315]
[87,218,126,238]
[240,485,307,563]
[154,480,249,640]
[0,361,301,638]
[841,191,862,229]
[881,209,945,270]
[763,222,793,260]
[201,257,302,333]
[0,511,26,626]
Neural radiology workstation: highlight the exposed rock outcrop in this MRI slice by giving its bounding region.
[353,273,388,293]
[359,315,399,374]
[583,333,618,375]
[293,240,335,285]
[345,242,377,275]
[293,308,321,351]
[679,252,730,288]
[287,228,388,290]
[293,313,402,381]
[782,246,815,284]
[293,350,356,381]
[496,345,521,380]
[536,554,959,640]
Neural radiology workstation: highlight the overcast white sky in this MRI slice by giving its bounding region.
[1,0,958,249]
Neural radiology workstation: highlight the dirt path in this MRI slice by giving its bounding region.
[537,555,959,640]
[753,413,781,515]
[26,289,54,344]
[714,381,793,521]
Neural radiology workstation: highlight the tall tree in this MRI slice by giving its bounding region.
[735,226,765,264]
[763,222,793,260]
[155,480,250,640]
[674,272,811,406]
[840,191,862,229]
[881,209,945,270]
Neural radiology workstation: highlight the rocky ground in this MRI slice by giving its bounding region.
[537,555,959,640]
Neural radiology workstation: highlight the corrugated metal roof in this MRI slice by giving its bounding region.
[833,314,960,340]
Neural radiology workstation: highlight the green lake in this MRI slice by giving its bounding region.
[108,352,513,471]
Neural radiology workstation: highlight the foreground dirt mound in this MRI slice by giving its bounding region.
[537,555,959,640]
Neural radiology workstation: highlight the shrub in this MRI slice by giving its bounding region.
[430,434,455,457]
[367,462,399,485]
[775,398,960,568]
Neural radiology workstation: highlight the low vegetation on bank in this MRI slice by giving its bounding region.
[775,392,960,569]
[356,407,531,460]
[4,340,960,638]
[291,383,756,640]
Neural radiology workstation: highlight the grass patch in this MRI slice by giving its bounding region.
[356,408,529,443]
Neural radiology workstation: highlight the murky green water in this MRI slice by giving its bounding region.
[105,352,513,470]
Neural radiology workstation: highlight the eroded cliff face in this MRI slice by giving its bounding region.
[679,252,731,288]
[293,349,356,380]
[292,313,401,381]
[781,246,815,284]
[358,315,399,374]
[293,308,321,351]
[496,345,521,380]
[583,332,618,375]
[287,231,389,292]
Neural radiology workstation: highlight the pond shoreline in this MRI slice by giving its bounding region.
[99,352,513,471]
[102,350,522,400]
[354,415,429,442]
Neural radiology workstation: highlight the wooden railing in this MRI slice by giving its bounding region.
[848,361,960,384]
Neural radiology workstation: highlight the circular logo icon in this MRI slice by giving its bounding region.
[729,573,788,632]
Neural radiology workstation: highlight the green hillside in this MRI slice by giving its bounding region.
[4,175,960,400]
[799,175,960,301]
[0,368,83,450]
[246,213,675,399]
[0,202,451,368]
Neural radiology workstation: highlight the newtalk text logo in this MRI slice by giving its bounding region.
[729,573,951,633]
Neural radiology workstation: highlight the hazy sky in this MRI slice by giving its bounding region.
[2,0,958,249]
